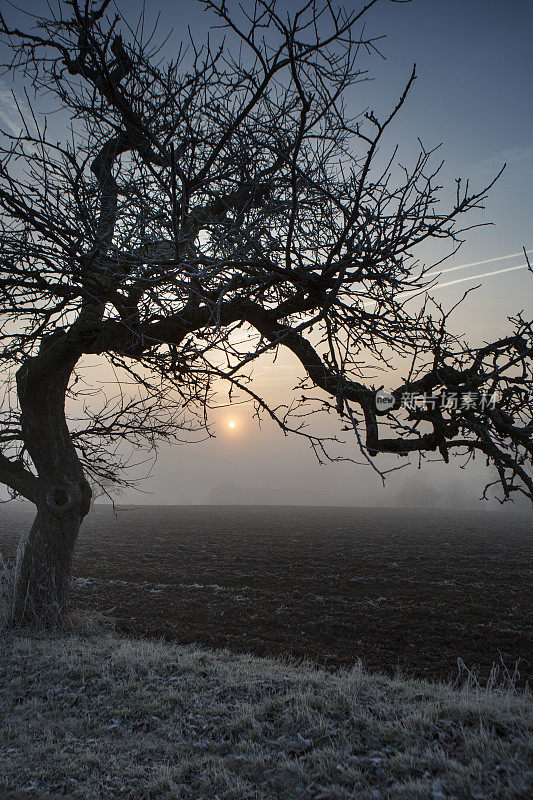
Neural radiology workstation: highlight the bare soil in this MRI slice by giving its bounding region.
[1,505,531,685]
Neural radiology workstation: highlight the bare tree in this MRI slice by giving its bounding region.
[0,0,531,626]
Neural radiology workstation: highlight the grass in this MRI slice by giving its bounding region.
[1,631,531,799]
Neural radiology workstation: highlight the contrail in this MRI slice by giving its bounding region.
[426,249,533,277]
[363,262,530,308]
[399,263,529,301]
[430,263,529,290]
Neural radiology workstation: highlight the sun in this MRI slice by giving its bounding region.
[228,420,236,429]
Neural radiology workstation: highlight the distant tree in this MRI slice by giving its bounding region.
[441,478,472,510]
[89,476,126,509]
[0,0,531,626]
[395,476,439,509]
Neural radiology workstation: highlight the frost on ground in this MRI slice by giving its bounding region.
[0,632,531,800]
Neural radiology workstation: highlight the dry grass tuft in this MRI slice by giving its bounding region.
[1,632,531,799]
[66,605,117,635]
[0,552,16,628]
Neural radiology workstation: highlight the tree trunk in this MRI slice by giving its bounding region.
[10,334,92,627]
[11,504,83,627]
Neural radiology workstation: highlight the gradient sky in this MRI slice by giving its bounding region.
[1,0,532,507]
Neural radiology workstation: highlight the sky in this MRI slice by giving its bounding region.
[1,0,532,507]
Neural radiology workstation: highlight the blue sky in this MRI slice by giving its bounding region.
[2,0,531,299]
[4,0,530,308]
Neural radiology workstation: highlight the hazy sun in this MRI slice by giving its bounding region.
[228,420,236,429]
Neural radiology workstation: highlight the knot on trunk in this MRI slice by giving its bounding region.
[45,479,91,518]
[45,485,76,516]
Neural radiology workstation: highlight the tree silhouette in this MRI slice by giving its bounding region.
[0,0,531,625]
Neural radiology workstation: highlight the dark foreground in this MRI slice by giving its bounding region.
[1,505,531,684]
[3,633,531,800]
